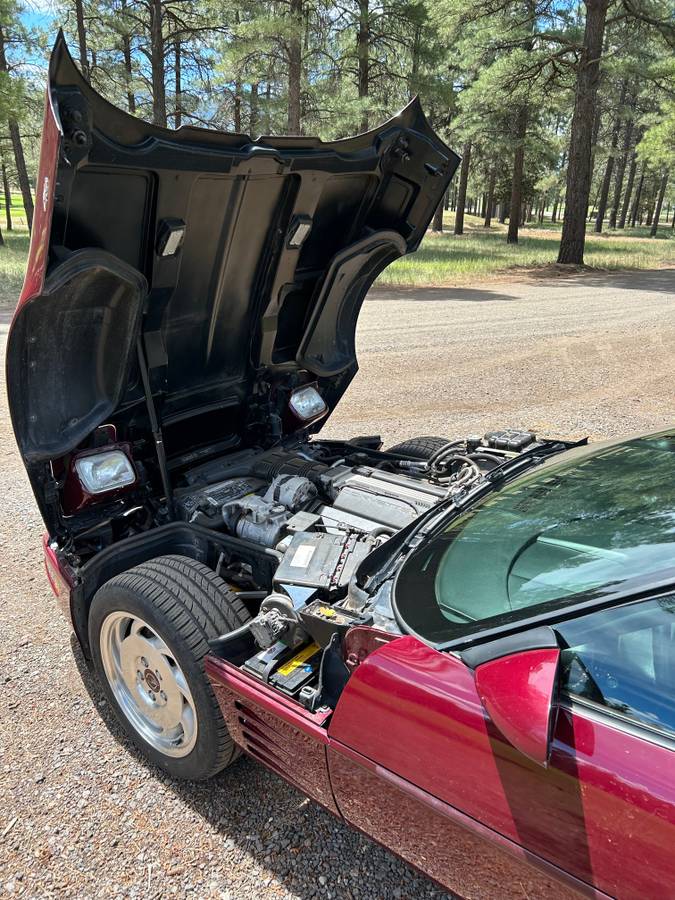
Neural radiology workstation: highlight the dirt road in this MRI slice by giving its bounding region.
[1,267,674,899]
[326,268,675,443]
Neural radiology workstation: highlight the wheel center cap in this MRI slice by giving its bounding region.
[144,669,160,693]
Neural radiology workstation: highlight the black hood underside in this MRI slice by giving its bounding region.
[7,35,458,536]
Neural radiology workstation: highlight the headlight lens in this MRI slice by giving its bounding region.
[74,450,136,494]
[288,385,327,422]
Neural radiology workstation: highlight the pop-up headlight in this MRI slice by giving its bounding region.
[288,385,328,423]
[74,449,136,494]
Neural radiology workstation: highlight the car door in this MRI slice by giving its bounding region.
[327,597,675,899]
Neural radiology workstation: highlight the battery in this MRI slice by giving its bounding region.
[242,640,323,698]
[242,641,295,681]
[269,642,322,697]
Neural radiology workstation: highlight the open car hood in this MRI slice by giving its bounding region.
[8,34,458,487]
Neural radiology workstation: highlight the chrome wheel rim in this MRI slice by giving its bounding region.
[99,612,198,758]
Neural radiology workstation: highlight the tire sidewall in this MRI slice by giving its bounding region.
[387,436,450,460]
[89,582,226,781]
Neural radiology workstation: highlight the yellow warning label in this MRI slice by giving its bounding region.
[277,642,320,677]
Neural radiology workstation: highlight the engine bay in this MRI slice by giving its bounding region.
[58,427,545,713]
[167,430,541,711]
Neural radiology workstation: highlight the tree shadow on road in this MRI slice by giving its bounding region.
[374,266,675,303]
[371,286,519,302]
[567,267,675,295]
[71,636,450,900]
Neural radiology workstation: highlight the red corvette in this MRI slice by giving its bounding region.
[9,35,675,900]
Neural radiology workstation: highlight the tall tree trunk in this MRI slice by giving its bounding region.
[264,82,271,134]
[7,120,32,231]
[650,172,668,237]
[630,166,645,228]
[149,0,166,127]
[357,0,369,132]
[0,26,33,231]
[2,161,12,231]
[454,142,471,235]
[551,196,559,223]
[551,150,566,224]
[122,31,135,113]
[608,118,632,228]
[618,148,637,229]
[432,200,444,232]
[594,80,627,233]
[287,0,302,133]
[591,99,603,160]
[74,0,89,82]
[408,25,421,101]
[507,106,528,244]
[484,169,496,228]
[174,40,182,128]
[120,0,135,112]
[250,82,259,136]
[558,0,609,264]
[233,78,242,132]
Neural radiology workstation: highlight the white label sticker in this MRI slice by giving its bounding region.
[290,544,315,568]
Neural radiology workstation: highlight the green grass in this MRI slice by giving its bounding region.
[0,223,30,305]
[1,204,673,302]
[378,213,675,286]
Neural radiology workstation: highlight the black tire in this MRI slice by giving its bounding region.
[88,555,250,781]
[386,435,451,460]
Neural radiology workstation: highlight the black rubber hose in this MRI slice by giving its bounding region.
[209,620,254,653]
[467,452,503,469]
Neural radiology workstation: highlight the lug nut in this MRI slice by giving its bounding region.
[149,692,156,701]
[160,691,167,701]
[155,670,162,681]
[141,657,148,668]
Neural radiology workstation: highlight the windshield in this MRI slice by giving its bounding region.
[394,431,675,643]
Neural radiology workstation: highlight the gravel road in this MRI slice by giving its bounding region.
[1,267,674,899]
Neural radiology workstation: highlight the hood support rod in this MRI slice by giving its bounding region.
[137,337,175,519]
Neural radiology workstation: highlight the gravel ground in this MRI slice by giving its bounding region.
[1,267,675,900]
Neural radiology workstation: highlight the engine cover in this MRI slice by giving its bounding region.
[317,467,446,533]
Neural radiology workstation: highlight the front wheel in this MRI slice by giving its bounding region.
[88,555,250,780]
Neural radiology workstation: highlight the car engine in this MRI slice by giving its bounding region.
[172,429,540,707]
[176,430,538,553]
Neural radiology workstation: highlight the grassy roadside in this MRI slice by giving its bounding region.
[0,225,30,306]
[1,209,674,304]
[378,213,675,286]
